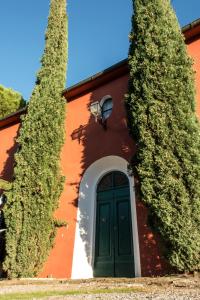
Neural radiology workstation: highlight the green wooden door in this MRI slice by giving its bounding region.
[94,172,135,277]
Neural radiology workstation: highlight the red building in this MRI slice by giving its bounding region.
[0,19,200,279]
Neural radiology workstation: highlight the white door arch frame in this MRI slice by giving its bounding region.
[71,155,141,279]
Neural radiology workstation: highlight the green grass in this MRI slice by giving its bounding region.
[0,287,145,300]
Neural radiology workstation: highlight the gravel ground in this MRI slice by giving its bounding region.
[0,276,199,300]
[45,292,200,300]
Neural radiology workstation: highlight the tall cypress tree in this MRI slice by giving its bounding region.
[3,0,68,278]
[126,0,200,271]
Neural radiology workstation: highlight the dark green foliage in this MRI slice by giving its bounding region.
[0,85,25,119]
[54,219,68,228]
[3,0,68,278]
[126,0,200,271]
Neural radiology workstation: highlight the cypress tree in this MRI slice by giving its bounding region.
[3,0,68,278]
[126,0,200,271]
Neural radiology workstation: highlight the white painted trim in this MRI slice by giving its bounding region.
[99,95,112,107]
[71,155,141,279]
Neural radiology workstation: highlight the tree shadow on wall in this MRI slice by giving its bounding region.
[70,83,176,277]
[70,94,98,268]
[0,126,20,190]
[0,126,20,277]
[70,86,138,273]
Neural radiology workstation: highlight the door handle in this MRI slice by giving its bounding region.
[101,218,106,223]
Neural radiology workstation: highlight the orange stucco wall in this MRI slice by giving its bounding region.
[187,36,200,118]
[40,73,172,278]
[0,124,19,184]
[0,35,200,278]
[40,74,137,278]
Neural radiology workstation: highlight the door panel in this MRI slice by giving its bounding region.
[94,191,114,277]
[94,173,135,278]
[114,197,135,277]
[97,202,111,257]
[116,200,132,256]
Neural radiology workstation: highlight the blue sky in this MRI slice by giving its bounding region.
[0,0,200,100]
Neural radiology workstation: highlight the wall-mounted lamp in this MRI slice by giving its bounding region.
[89,101,102,121]
[89,101,107,130]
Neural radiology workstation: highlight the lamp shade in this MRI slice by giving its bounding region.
[89,101,101,118]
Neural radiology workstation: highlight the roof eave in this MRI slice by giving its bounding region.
[0,107,27,129]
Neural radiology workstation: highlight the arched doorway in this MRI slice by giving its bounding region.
[71,156,140,279]
[94,171,135,277]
